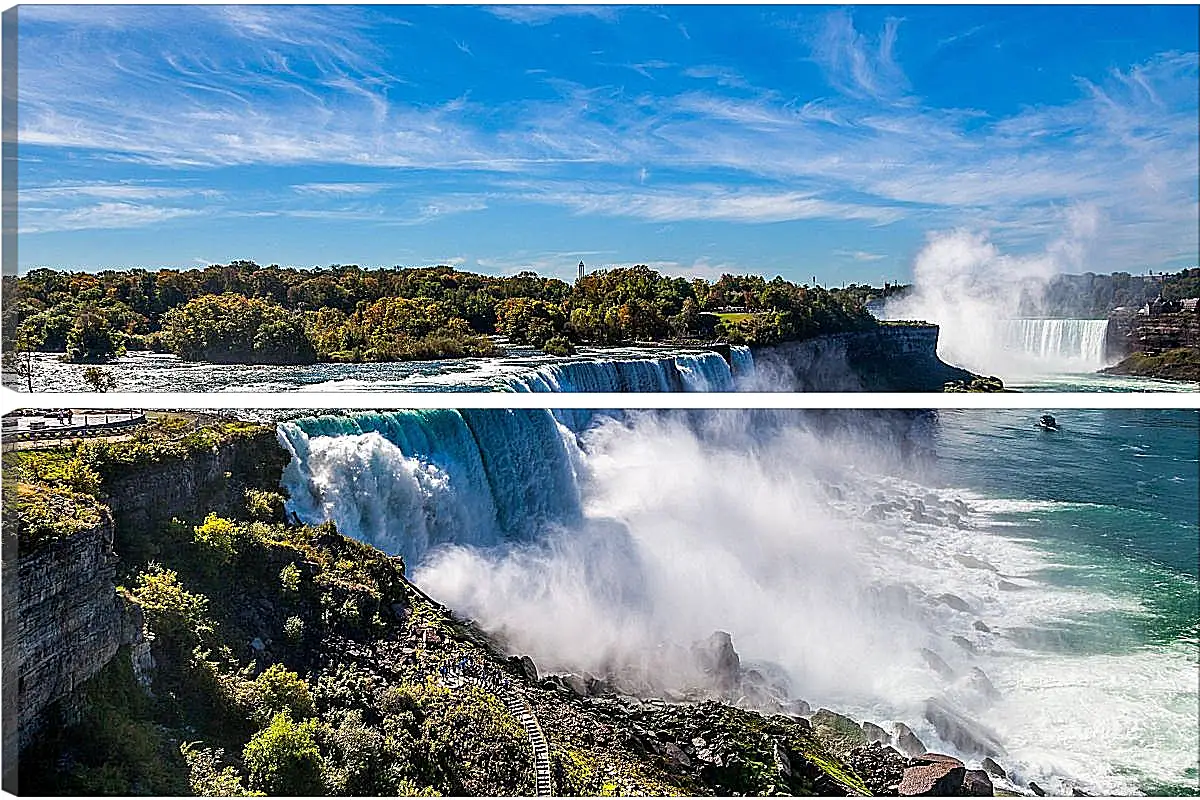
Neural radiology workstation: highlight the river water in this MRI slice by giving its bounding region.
[275,407,1198,796]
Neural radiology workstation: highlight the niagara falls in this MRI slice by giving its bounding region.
[276,407,1200,797]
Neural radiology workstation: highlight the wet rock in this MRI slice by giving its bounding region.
[963,768,994,796]
[965,667,1001,702]
[951,635,977,654]
[514,655,538,683]
[981,757,1006,779]
[923,698,1005,758]
[693,631,741,692]
[921,648,956,679]
[863,721,892,745]
[898,753,965,796]
[937,593,972,612]
[772,741,792,778]
[955,554,999,572]
[563,673,589,697]
[997,580,1023,592]
[847,741,907,794]
[1071,787,1092,796]
[784,698,811,716]
[893,722,927,758]
[811,708,868,755]
[973,621,993,634]
[1029,781,1046,796]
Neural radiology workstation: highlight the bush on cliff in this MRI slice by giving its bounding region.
[242,712,327,796]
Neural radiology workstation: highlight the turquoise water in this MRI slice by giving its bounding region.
[278,407,1198,795]
[930,409,1198,794]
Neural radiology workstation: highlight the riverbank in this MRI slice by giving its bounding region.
[1101,348,1200,382]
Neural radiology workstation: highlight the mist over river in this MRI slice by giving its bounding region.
[276,408,1199,796]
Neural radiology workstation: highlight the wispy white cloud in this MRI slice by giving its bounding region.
[19,202,201,234]
[809,10,909,102]
[487,6,620,26]
[291,182,389,196]
[834,249,887,262]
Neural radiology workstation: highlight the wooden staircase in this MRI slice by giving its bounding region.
[444,667,554,796]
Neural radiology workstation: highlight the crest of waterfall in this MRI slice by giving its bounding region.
[277,409,581,564]
[996,319,1110,371]
[505,350,748,392]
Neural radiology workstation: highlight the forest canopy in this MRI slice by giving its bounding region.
[6,262,878,364]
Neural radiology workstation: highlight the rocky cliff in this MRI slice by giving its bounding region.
[1,499,141,791]
[1103,311,1200,381]
[750,324,977,392]
[1105,311,1200,359]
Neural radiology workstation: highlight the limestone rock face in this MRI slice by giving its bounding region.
[1106,311,1200,359]
[751,325,976,392]
[4,509,140,777]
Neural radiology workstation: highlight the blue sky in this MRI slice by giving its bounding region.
[15,4,1200,284]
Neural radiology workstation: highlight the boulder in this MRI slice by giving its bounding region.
[785,698,812,716]
[963,768,994,796]
[898,753,965,796]
[893,722,927,758]
[923,698,1005,758]
[811,708,868,755]
[510,654,538,683]
[955,554,999,572]
[863,721,892,745]
[981,757,1006,779]
[563,673,589,697]
[951,635,977,654]
[693,631,741,692]
[662,741,691,769]
[1029,781,1046,796]
[965,668,1001,702]
[937,593,972,612]
[997,580,1023,592]
[922,648,956,680]
[846,741,907,795]
[973,621,992,634]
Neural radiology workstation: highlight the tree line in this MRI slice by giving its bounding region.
[4,262,878,364]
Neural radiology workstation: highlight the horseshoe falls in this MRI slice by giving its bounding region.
[997,319,1110,372]
[277,408,1199,797]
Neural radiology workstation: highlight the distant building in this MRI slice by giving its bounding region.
[577,261,585,281]
[1182,298,1199,312]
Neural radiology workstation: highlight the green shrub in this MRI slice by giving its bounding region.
[250,664,315,723]
[243,713,326,796]
[193,513,238,561]
[542,335,576,356]
[180,742,261,796]
[284,615,305,644]
[279,562,302,594]
[245,489,286,521]
[123,564,212,641]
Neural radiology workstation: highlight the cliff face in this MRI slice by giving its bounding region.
[750,325,976,392]
[1105,311,1200,359]
[3,426,287,787]
[2,506,141,787]
[103,428,287,551]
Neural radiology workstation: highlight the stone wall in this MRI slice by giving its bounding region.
[750,325,976,391]
[1105,311,1200,359]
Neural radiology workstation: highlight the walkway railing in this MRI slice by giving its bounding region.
[441,663,554,796]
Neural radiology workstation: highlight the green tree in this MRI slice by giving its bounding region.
[242,713,326,796]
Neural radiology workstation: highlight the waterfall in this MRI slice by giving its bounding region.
[997,319,1110,371]
[504,350,749,392]
[278,409,581,564]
